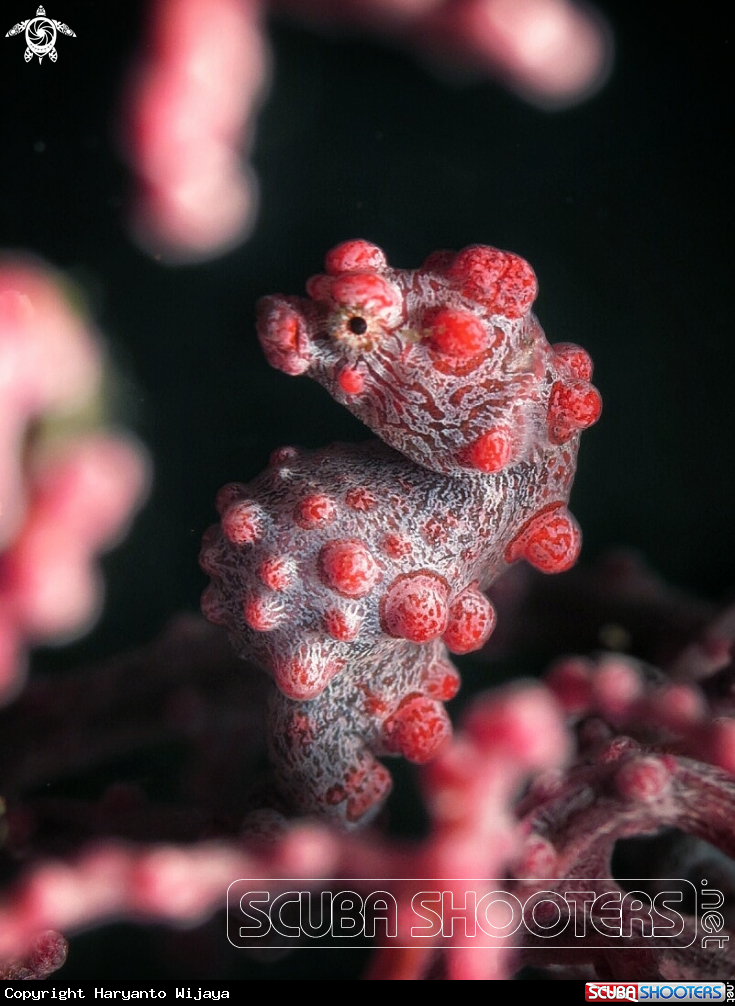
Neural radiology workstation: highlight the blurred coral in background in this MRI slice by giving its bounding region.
[272,0,611,107]
[0,262,148,701]
[122,0,611,262]
[122,0,268,262]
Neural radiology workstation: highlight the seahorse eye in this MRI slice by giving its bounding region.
[348,316,368,335]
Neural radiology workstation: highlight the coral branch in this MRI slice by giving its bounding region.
[0,259,149,704]
[122,0,268,262]
[0,680,569,981]
[272,0,612,108]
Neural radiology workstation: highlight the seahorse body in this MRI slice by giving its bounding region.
[200,241,601,825]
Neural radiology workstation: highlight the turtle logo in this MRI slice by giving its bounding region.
[5,5,75,63]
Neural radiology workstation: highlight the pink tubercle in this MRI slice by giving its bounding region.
[325,239,387,276]
[381,571,450,642]
[505,504,581,573]
[295,494,338,529]
[318,539,382,598]
[443,585,497,654]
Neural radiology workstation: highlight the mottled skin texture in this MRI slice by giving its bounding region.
[257,240,600,476]
[200,241,601,826]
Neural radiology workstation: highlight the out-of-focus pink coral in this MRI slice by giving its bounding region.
[274,0,611,108]
[0,562,731,979]
[0,260,148,701]
[413,0,611,107]
[0,669,569,982]
[507,650,735,980]
[121,0,610,263]
[122,0,269,262]
[0,264,101,548]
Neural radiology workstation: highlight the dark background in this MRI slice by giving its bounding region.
[0,0,731,979]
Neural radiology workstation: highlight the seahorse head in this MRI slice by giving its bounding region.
[257,240,600,475]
